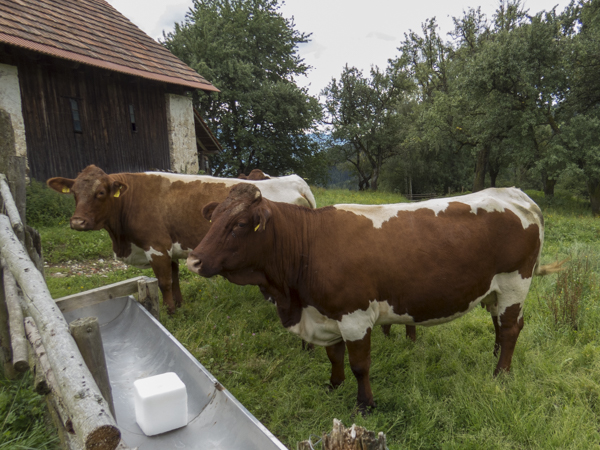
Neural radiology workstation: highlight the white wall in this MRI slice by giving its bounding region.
[0,63,27,159]
[165,93,199,174]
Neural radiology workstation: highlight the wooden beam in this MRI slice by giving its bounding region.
[0,216,120,450]
[55,276,150,313]
[69,317,116,419]
[137,277,160,320]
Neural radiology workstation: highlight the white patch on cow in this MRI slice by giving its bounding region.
[287,306,344,346]
[117,243,191,269]
[145,247,164,261]
[287,269,533,346]
[117,244,152,269]
[288,300,416,346]
[144,172,316,208]
[334,187,542,233]
[168,243,191,260]
[493,271,531,324]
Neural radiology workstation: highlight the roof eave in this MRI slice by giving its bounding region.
[0,33,220,93]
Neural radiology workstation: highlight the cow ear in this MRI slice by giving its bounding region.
[203,202,219,222]
[253,205,271,232]
[111,181,128,198]
[47,177,75,194]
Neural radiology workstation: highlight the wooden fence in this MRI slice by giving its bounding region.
[0,173,159,450]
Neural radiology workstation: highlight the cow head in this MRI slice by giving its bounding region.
[187,183,271,278]
[47,165,128,231]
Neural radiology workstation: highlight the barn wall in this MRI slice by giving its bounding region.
[0,63,27,218]
[15,56,173,181]
[0,64,26,159]
[166,94,198,174]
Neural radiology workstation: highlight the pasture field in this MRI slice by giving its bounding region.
[10,185,600,449]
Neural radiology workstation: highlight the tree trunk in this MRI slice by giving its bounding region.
[588,179,600,217]
[473,145,490,192]
[370,170,379,191]
[488,162,500,188]
[542,176,557,197]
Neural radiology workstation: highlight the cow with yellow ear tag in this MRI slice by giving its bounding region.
[47,165,316,315]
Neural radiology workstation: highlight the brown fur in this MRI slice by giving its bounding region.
[188,184,546,411]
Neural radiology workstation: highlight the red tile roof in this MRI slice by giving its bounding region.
[0,0,218,92]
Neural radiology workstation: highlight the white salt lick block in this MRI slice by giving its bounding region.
[134,372,188,436]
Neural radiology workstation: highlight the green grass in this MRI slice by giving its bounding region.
[28,185,600,449]
[0,371,59,449]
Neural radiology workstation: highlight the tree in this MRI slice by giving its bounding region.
[560,0,600,214]
[321,65,409,191]
[162,0,325,181]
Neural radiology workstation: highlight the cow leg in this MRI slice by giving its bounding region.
[491,314,501,357]
[382,325,416,341]
[494,303,524,376]
[171,261,183,308]
[325,341,346,389]
[149,256,176,314]
[345,328,375,412]
[405,325,416,342]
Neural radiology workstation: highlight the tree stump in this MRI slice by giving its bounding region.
[298,419,388,450]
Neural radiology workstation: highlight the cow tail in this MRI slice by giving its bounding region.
[303,187,317,209]
[535,259,568,276]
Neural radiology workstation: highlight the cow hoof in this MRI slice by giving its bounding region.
[353,403,376,417]
[301,340,315,351]
[326,381,344,392]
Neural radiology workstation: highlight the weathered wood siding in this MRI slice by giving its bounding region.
[16,56,172,181]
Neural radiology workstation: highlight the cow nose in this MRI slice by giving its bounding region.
[70,217,87,230]
[186,254,202,274]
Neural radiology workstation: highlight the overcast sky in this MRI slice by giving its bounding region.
[106,0,571,98]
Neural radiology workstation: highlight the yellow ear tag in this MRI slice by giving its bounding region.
[62,187,70,193]
[114,188,121,198]
[254,224,260,232]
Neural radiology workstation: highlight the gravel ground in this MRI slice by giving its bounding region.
[45,258,129,278]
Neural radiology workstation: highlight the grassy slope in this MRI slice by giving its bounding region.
[35,188,600,449]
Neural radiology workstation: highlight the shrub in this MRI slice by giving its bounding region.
[548,256,595,330]
[26,179,74,227]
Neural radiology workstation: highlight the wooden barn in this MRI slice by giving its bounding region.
[0,0,222,188]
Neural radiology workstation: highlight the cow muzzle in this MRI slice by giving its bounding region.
[70,216,93,231]
[186,254,221,278]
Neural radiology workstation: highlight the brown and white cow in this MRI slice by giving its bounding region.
[238,169,271,180]
[187,184,562,411]
[47,165,316,314]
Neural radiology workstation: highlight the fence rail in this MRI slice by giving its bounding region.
[0,174,159,450]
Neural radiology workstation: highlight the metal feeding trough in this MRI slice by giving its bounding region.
[63,296,287,450]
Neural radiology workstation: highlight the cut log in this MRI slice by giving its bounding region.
[0,267,16,379]
[25,317,73,430]
[0,174,24,243]
[0,216,120,450]
[2,259,28,372]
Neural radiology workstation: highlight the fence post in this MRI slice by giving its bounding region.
[138,277,160,320]
[69,317,116,419]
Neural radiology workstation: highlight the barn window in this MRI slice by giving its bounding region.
[69,99,82,133]
[129,104,137,132]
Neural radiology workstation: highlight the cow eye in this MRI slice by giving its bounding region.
[237,222,247,228]
[96,190,106,198]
